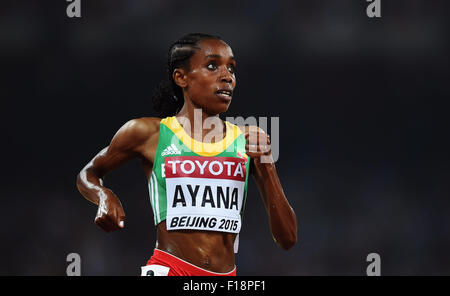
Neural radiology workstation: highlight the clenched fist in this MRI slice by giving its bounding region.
[94,189,126,232]
[244,127,273,163]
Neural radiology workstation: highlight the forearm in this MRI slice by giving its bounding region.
[253,159,298,250]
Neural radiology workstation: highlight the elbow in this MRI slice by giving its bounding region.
[76,171,85,194]
[275,228,298,251]
[76,165,93,194]
[76,162,98,190]
[275,214,299,250]
[279,234,298,251]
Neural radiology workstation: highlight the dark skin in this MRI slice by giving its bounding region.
[76,39,297,273]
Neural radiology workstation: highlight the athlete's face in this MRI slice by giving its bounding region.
[179,39,236,115]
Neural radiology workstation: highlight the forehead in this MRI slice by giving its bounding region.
[192,39,234,61]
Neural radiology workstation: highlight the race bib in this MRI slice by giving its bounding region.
[165,156,247,233]
[141,264,170,276]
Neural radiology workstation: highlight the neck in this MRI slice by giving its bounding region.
[175,100,225,142]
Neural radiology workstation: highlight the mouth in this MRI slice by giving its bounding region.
[215,89,233,101]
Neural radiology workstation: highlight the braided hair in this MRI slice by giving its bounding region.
[152,33,222,117]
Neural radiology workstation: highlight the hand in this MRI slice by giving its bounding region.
[94,189,126,232]
[244,128,273,163]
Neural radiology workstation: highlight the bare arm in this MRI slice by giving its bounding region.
[76,118,158,232]
[245,126,298,250]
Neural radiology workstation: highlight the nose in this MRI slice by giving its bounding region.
[219,68,234,84]
[221,76,233,84]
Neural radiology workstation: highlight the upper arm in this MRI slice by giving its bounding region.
[89,117,159,177]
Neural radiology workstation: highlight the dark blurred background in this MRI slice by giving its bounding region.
[1,0,449,275]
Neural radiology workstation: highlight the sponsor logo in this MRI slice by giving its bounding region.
[165,156,246,181]
[161,144,181,156]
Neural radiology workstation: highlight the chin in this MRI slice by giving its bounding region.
[195,96,231,115]
[197,101,229,116]
[207,103,230,115]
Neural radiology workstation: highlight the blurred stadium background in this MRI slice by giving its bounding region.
[1,0,449,275]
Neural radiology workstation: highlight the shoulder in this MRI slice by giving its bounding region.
[124,117,161,132]
[114,117,162,143]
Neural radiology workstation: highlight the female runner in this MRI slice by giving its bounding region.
[76,33,297,276]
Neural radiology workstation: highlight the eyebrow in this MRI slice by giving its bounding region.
[205,54,235,61]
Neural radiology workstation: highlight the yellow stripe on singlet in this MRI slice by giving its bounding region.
[160,116,242,156]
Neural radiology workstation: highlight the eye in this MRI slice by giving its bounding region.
[228,64,236,74]
[206,62,217,70]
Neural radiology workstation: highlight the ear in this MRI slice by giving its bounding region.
[172,68,188,88]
